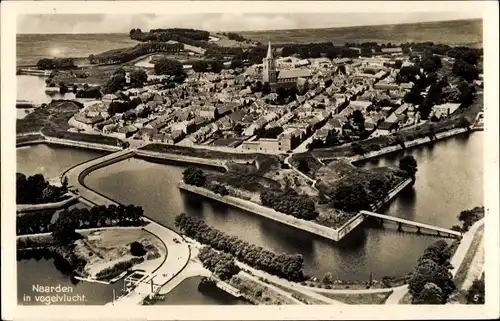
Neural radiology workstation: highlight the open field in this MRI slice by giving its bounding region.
[239,19,482,47]
[76,228,165,278]
[16,100,82,134]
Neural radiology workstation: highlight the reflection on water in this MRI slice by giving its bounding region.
[154,276,250,305]
[16,132,483,284]
[16,144,107,178]
[17,258,124,305]
[17,75,75,103]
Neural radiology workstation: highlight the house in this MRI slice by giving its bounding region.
[432,103,461,118]
[376,121,399,135]
[102,94,118,104]
[70,113,105,131]
[199,105,217,119]
[115,125,138,139]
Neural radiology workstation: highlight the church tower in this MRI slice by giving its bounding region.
[262,41,277,84]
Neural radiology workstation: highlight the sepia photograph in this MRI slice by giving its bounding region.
[2,1,499,320]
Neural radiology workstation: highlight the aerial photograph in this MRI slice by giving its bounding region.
[14,10,486,307]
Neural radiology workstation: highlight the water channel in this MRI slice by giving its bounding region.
[16,131,483,304]
[15,75,483,304]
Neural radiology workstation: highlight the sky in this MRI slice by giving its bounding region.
[17,12,482,34]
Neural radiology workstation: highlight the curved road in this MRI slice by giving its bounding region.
[62,149,191,305]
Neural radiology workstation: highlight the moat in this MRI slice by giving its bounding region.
[16,131,483,304]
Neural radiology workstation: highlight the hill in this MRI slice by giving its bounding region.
[238,19,482,47]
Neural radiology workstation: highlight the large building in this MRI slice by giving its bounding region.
[262,42,312,89]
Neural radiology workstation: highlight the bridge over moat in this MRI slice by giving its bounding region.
[360,210,462,239]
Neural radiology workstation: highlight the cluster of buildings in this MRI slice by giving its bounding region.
[68,42,459,153]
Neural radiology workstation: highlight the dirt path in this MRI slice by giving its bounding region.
[461,233,484,290]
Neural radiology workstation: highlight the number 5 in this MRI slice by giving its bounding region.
[473,294,479,302]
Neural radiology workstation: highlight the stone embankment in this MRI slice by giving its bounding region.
[179,176,413,242]
[135,149,228,171]
[45,136,122,152]
[348,127,475,163]
[16,194,80,214]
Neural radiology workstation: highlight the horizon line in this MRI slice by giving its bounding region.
[16,17,482,35]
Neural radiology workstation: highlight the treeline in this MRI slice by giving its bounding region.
[198,246,240,280]
[89,42,182,65]
[260,188,318,220]
[16,173,68,204]
[175,213,306,281]
[37,58,76,70]
[330,158,413,212]
[129,28,210,42]
[451,206,484,233]
[16,204,145,237]
[107,97,142,117]
[408,240,456,304]
[399,55,477,119]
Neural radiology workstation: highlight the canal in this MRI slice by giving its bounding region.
[16,132,483,287]
[15,72,483,303]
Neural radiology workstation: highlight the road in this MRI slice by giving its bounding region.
[61,148,192,305]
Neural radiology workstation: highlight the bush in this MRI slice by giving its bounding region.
[130,241,146,256]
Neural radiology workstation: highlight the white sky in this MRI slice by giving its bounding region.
[17,12,482,34]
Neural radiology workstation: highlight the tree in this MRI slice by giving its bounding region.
[399,155,418,179]
[332,183,372,212]
[230,58,244,69]
[130,241,146,256]
[322,272,334,284]
[352,110,365,126]
[105,73,127,94]
[61,176,68,189]
[154,58,184,76]
[129,69,148,88]
[262,82,271,95]
[182,167,206,187]
[192,61,208,73]
[210,60,224,73]
[466,278,485,304]
[296,159,311,175]
[413,282,444,304]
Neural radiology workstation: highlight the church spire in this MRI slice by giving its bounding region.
[266,41,273,59]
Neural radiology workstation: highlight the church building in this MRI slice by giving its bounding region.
[262,42,312,89]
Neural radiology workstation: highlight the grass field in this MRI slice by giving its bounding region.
[77,228,165,278]
[17,101,82,134]
[239,19,482,47]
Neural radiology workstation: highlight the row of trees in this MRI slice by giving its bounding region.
[107,97,142,117]
[37,58,76,70]
[51,204,144,244]
[174,213,306,281]
[129,28,210,42]
[17,204,144,236]
[330,157,414,212]
[153,58,186,82]
[198,246,240,280]
[451,206,484,233]
[16,173,68,204]
[182,167,207,187]
[260,188,318,220]
[17,210,54,235]
[192,60,225,73]
[408,240,456,304]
